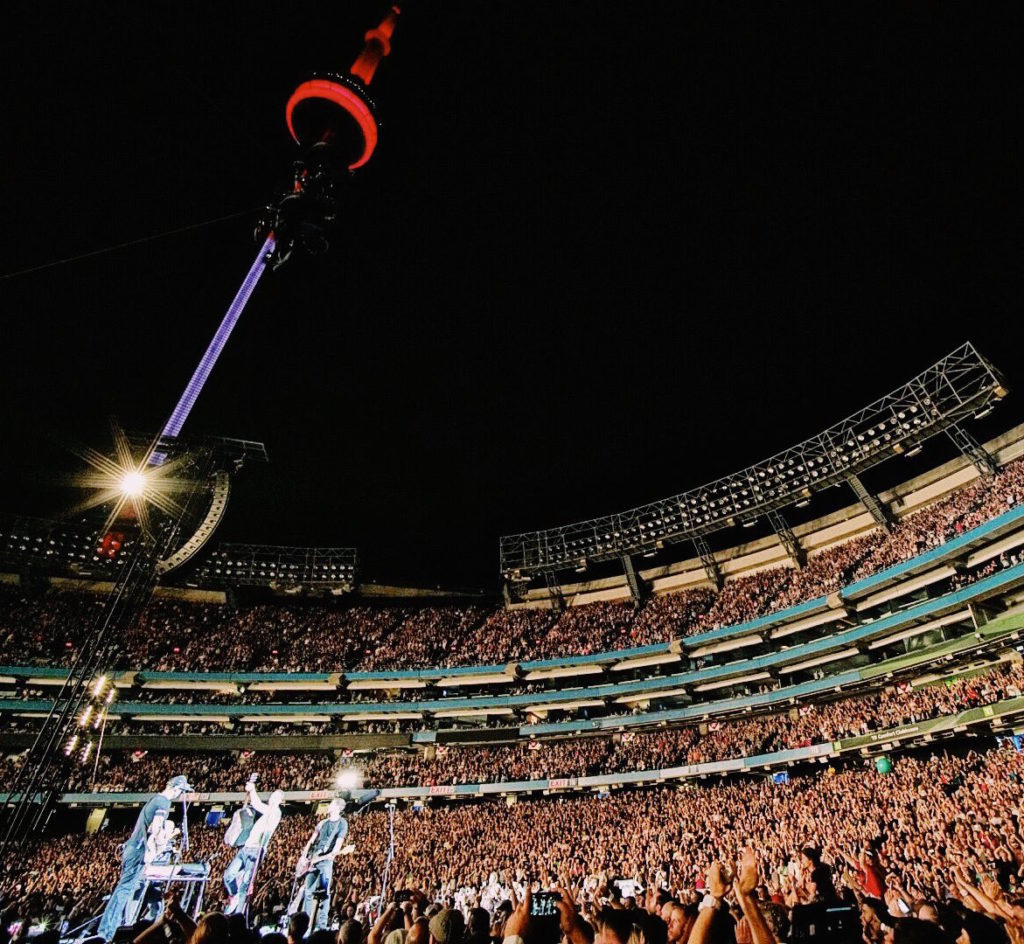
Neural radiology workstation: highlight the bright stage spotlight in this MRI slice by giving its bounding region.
[336,768,362,791]
[65,424,196,540]
[119,469,147,497]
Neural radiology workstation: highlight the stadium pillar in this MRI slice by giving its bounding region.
[846,473,892,532]
[946,423,997,476]
[969,600,1001,629]
[543,570,565,612]
[767,509,805,567]
[621,554,646,603]
[692,536,722,589]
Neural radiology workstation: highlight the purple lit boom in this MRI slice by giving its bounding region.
[152,236,274,460]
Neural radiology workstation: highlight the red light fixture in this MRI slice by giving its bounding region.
[283,6,399,171]
[285,79,378,170]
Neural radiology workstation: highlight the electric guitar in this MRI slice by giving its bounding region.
[295,854,314,879]
[295,844,355,878]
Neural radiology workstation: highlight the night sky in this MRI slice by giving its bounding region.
[0,3,1021,588]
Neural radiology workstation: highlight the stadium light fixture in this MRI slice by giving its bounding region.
[118,469,147,497]
[66,424,195,539]
[336,768,361,790]
[501,343,1006,579]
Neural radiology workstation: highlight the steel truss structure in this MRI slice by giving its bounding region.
[195,543,359,590]
[0,512,139,577]
[0,435,267,581]
[500,342,1007,579]
[0,440,237,862]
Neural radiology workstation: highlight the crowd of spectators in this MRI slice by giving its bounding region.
[21,659,1019,796]
[950,549,1024,592]
[0,459,1022,678]
[613,589,715,650]
[7,742,1024,942]
[851,459,1024,579]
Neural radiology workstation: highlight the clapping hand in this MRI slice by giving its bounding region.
[734,846,759,897]
[707,861,732,899]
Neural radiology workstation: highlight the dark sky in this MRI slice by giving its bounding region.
[0,3,1021,588]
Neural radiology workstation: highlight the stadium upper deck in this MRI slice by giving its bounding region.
[3,432,1024,756]
[2,437,1023,676]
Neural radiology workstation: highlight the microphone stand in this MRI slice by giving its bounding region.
[181,794,190,855]
[377,802,396,919]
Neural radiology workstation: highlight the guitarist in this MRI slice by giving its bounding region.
[295,798,348,930]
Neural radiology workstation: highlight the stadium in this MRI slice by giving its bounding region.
[1,5,1022,944]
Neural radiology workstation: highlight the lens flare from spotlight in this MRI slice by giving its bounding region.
[119,469,147,497]
[64,424,196,539]
[336,768,361,791]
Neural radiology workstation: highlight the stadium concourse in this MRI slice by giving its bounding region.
[3,444,1024,942]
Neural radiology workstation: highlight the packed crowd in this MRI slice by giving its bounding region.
[7,743,1024,942]
[12,543,1020,723]
[0,459,1022,677]
[851,459,1024,579]
[21,659,1020,795]
[951,548,1024,591]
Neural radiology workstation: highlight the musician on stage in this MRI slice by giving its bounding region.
[138,818,180,920]
[223,781,283,915]
[146,817,179,865]
[97,775,192,941]
[295,798,348,930]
